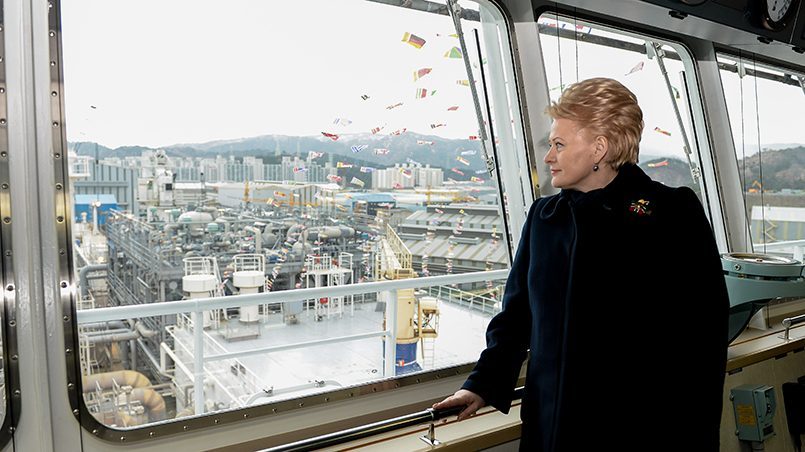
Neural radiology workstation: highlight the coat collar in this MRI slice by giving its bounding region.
[539,163,651,220]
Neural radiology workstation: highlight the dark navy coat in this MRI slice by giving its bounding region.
[462,164,729,451]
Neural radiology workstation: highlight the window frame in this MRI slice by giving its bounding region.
[50,0,526,443]
[531,3,729,251]
[0,0,22,445]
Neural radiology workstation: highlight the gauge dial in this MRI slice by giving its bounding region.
[759,0,799,31]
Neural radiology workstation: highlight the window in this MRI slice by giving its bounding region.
[57,0,522,437]
[537,13,706,198]
[718,54,805,258]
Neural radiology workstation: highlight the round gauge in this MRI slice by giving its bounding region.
[758,0,800,31]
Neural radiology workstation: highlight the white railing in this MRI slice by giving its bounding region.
[76,270,509,415]
[76,270,508,324]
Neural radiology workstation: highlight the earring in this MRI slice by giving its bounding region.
[593,164,599,172]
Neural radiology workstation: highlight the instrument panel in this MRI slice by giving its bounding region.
[641,0,805,49]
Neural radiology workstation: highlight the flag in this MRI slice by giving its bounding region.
[435,208,444,214]
[471,176,484,183]
[274,191,287,198]
[415,88,430,99]
[385,102,403,110]
[456,79,470,86]
[468,135,480,140]
[360,94,370,100]
[321,132,339,141]
[647,159,669,168]
[444,47,462,58]
[337,162,353,168]
[308,151,323,159]
[625,61,644,76]
[413,68,432,81]
[400,169,413,178]
[451,168,465,176]
[447,106,459,111]
[393,182,403,189]
[417,140,434,146]
[456,156,470,165]
[351,144,368,153]
[293,166,307,173]
[389,128,407,135]
[360,166,375,173]
[370,126,384,135]
[430,123,446,129]
[332,117,352,126]
[373,148,390,155]
[475,169,486,174]
[402,32,426,49]
[406,158,421,166]
[350,177,365,187]
[653,126,671,136]
[460,150,476,155]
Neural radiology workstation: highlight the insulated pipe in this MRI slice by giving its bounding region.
[85,330,140,344]
[135,321,158,338]
[79,264,107,299]
[131,388,167,422]
[81,370,151,393]
[83,321,157,344]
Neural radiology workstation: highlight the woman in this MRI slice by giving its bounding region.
[434,78,729,451]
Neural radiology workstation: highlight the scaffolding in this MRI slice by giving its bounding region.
[304,253,354,320]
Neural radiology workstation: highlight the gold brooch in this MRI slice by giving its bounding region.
[629,199,652,216]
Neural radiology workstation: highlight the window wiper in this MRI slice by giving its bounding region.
[648,41,701,183]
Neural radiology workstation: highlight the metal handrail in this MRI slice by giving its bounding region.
[781,313,805,340]
[260,387,525,452]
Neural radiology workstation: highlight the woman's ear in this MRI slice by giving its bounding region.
[594,135,609,160]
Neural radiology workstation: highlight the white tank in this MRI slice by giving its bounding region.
[233,271,263,323]
[178,211,214,224]
[182,274,218,293]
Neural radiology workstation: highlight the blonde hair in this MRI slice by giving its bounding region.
[545,77,643,169]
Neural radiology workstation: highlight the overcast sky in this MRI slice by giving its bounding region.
[60,0,804,156]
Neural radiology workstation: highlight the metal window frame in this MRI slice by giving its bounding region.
[528,2,732,251]
[47,0,522,444]
[0,0,22,446]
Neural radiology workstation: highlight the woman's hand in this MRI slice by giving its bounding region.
[432,389,486,421]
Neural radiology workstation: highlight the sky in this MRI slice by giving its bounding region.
[61,0,482,149]
[60,0,805,155]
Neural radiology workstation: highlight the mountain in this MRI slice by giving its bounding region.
[70,134,804,192]
[639,156,695,188]
[736,146,805,191]
[70,132,488,180]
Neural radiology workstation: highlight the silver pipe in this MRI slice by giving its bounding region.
[78,270,510,324]
[79,264,107,299]
[85,330,140,345]
[781,314,805,340]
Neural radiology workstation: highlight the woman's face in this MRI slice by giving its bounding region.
[544,118,600,192]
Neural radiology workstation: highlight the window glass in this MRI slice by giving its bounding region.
[718,54,805,258]
[537,14,703,197]
[62,0,516,430]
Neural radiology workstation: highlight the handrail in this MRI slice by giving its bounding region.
[76,269,510,324]
[781,313,805,340]
[260,387,525,452]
